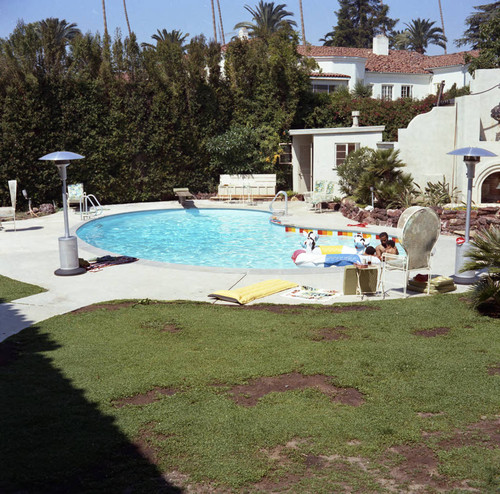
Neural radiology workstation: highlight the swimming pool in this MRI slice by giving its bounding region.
[76,209,379,270]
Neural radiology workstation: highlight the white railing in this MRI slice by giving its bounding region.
[269,190,288,216]
[80,193,103,220]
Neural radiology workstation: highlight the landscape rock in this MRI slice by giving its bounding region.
[38,203,55,214]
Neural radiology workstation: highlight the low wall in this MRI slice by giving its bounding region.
[339,199,500,235]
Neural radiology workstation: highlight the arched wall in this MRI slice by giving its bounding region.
[476,162,500,203]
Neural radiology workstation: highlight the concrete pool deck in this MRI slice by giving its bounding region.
[0,199,468,342]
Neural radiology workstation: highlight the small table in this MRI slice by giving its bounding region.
[354,264,380,299]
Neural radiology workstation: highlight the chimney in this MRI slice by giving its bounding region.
[373,34,389,56]
[352,111,360,127]
[238,27,249,40]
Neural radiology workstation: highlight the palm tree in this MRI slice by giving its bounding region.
[141,29,190,51]
[461,227,500,314]
[299,0,306,45]
[123,0,132,38]
[437,0,447,53]
[102,0,108,37]
[234,1,297,38]
[36,18,81,74]
[401,18,447,54]
[211,0,218,42]
[216,0,225,44]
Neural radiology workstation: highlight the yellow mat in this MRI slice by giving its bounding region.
[319,245,345,254]
[209,279,299,305]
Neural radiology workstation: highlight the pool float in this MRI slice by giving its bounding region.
[294,232,372,266]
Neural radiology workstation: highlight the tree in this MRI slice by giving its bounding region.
[456,2,500,48]
[102,0,109,37]
[36,18,81,75]
[337,148,416,207]
[141,29,190,51]
[234,1,297,38]
[299,0,306,45]
[466,9,500,71]
[461,227,500,315]
[321,0,397,48]
[398,18,447,54]
[123,0,132,38]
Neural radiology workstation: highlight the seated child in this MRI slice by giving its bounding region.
[384,240,399,256]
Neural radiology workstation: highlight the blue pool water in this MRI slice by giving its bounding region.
[77,209,371,269]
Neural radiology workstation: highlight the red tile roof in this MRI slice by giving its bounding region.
[310,72,351,79]
[297,45,478,74]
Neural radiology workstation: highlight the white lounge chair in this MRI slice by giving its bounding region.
[0,180,17,231]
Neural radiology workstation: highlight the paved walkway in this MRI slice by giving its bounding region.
[0,200,466,342]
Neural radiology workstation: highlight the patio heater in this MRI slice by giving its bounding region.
[447,146,497,284]
[39,151,86,276]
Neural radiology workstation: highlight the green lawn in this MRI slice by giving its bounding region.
[0,295,498,492]
[0,274,46,302]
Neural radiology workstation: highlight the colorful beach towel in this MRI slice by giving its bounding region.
[86,255,138,272]
[282,286,340,301]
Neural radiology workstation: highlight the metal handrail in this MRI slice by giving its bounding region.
[80,193,103,220]
[269,190,288,216]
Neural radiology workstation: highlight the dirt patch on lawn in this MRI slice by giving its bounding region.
[312,326,350,341]
[241,304,379,315]
[113,387,179,408]
[488,364,500,375]
[227,373,364,407]
[413,327,450,337]
[437,416,500,450]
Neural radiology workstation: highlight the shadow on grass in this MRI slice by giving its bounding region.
[0,323,182,493]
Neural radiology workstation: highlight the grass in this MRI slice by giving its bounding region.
[0,274,46,302]
[0,295,499,492]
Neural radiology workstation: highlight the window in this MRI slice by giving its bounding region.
[312,83,338,94]
[335,143,358,167]
[401,85,412,98]
[381,85,393,100]
[278,143,292,165]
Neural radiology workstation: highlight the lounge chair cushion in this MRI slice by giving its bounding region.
[209,279,298,305]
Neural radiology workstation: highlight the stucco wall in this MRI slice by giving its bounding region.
[397,106,456,189]
[397,69,500,203]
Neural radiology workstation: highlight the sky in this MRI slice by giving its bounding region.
[0,0,479,56]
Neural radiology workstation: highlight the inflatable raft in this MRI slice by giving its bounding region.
[292,231,378,268]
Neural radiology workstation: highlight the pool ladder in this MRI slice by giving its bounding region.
[80,193,103,220]
[269,190,288,217]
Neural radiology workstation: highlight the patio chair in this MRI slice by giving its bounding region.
[67,183,85,210]
[380,206,441,297]
[304,180,335,213]
[304,180,326,212]
[0,180,17,231]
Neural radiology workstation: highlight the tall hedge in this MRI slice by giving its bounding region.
[0,20,440,208]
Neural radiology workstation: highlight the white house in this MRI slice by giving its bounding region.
[290,69,500,204]
[297,35,476,100]
[290,119,385,196]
